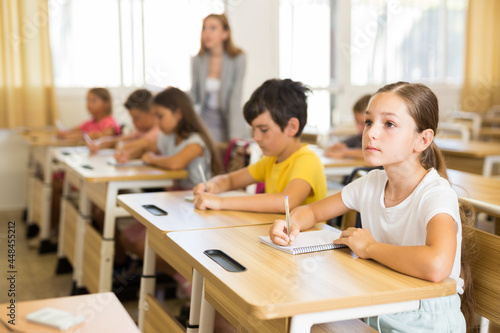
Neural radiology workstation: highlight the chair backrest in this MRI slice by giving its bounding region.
[466,225,500,324]
[487,105,500,118]
[223,138,264,194]
[482,156,500,178]
[437,122,471,143]
[444,111,482,140]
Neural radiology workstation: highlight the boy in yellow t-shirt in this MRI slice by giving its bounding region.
[193,78,327,213]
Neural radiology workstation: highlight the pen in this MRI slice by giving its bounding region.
[285,195,290,244]
[117,140,124,154]
[198,162,208,192]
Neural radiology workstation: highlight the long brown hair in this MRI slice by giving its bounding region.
[88,87,112,115]
[197,13,243,57]
[374,82,447,178]
[153,87,223,175]
[375,81,476,330]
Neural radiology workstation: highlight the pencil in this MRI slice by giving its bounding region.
[285,195,290,243]
[198,162,208,192]
[83,132,93,146]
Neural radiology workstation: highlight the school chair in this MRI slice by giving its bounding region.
[482,156,500,178]
[444,111,482,140]
[223,138,264,194]
[437,122,471,143]
[466,225,500,333]
[486,105,500,118]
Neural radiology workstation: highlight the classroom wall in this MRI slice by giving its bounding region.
[0,0,462,213]
[0,130,29,211]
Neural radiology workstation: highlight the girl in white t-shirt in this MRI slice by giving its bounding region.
[270,82,474,332]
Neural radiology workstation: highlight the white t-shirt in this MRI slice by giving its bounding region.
[341,168,463,293]
[157,132,211,189]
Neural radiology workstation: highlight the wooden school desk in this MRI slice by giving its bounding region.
[0,292,139,333]
[18,128,83,253]
[448,169,500,217]
[116,190,283,332]
[435,138,500,175]
[165,225,456,333]
[52,147,187,295]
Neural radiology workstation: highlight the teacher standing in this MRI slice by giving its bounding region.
[190,13,247,143]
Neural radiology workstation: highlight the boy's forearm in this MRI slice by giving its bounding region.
[220,193,286,213]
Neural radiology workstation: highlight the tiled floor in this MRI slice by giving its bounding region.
[0,210,187,328]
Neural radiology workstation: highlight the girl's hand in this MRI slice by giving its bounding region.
[193,193,222,210]
[269,219,300,246]
[141,152,156,164]
[193,182,215,195]
[333,227,377,259]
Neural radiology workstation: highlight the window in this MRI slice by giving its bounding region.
[350,0,467,86]
[279,0,334,131]
[49,0,224,89]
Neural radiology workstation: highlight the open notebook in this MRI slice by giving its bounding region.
[259,228,346,255]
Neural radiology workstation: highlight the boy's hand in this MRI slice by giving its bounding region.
[269,219,300,246]
[193,193,222,210]
[333,227,377,259]
[193,182,215,195]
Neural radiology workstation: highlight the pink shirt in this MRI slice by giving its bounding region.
[80,115,121,135]
[130,125,160,143]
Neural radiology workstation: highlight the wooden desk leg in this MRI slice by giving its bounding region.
[74,180,90,294]
[25,146,37,235]
[56,166,72,274]
[187,269,203,332]
[199,280,215,333]
[138,232,157,331]
[98,183,121,293]
[39,148,54,253]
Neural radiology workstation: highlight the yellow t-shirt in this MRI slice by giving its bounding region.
[248,144,326,205]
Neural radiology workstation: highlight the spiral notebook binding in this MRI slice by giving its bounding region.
[292,243,344,255]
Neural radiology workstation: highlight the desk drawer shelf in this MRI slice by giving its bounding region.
[82,223,103,294]
[144,294,184,333]
[32,178,43,226]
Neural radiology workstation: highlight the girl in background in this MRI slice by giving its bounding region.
[57,87,121,140]
[190,13,247,143]
[119,87,223,297]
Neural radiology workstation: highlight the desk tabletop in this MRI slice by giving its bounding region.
[447,169,500,216]
[117,190,283,235]
[165,225,456,320]
[435,138,500,157]
[18,128,84,147]
[0,292,139,333]
[52,146,187,183]
[308,145,366,168]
